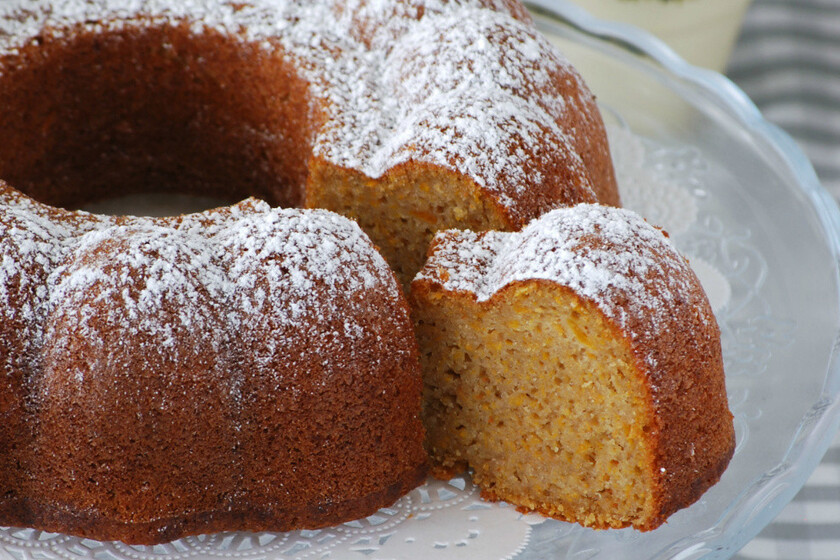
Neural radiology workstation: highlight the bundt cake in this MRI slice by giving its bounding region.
[410,204,735,531]
[0,0,618,286]
[0,184,427,543]
[0,0,628,544]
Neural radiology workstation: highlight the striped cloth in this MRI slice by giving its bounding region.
[728,0,840,199]
[728,1,840,558]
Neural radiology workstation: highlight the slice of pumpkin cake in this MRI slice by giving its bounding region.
[409,203,734,531]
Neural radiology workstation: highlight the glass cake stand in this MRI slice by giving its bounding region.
[3,2,840,560]
[524,1,840,558]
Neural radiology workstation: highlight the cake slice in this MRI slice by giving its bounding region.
[409,203,735,531]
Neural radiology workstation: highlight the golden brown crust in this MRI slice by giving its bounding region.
[639,302,736,528]
[0,463,428,545]
[0,185,428,544]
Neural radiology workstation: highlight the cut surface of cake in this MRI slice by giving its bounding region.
[410,203,735,531]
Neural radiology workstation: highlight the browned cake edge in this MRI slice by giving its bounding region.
[0,463,427,545]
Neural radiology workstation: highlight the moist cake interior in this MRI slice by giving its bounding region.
[416,282,662,529]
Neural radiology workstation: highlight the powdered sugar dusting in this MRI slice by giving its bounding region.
[1,187,402,383]
[338,6,593,213]
[415,204,714,368]
[0,0,596,223]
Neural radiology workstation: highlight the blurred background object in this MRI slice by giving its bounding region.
[729,0,840,202]
[562,0,753,72]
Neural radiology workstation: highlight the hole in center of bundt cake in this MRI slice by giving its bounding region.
[77,192,234,217]
[0,24,312,215]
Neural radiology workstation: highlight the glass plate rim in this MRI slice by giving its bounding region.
[2,4,838,559]
[526,1,840,557]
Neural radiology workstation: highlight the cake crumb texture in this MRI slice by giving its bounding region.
[411,204,735,531]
